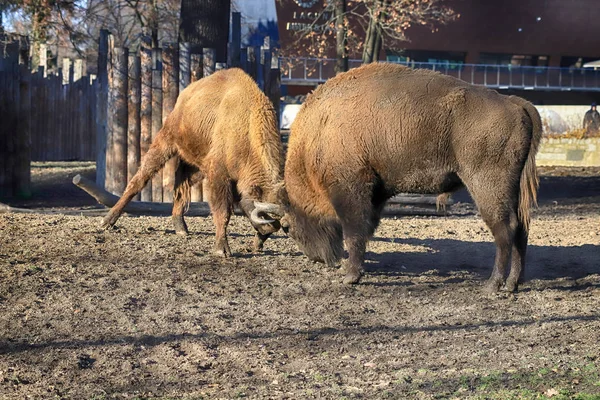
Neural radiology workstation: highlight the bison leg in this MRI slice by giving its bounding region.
[172,162,202,236]
[461,171,521,292]
[102,133,175,229]
[206,167,233,257]
[505,222,528,292]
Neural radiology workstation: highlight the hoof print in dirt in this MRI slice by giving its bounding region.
[77,354,95,369]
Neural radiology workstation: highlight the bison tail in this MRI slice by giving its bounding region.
[512,97,542,231]
[176,176,192,214]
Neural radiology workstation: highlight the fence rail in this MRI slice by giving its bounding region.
[280,57,600,92]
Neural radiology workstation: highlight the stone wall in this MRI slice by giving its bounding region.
[537,138,600,167]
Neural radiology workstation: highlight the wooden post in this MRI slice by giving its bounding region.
[17,65,31,197]
[39,43,47,77]
[62,58,71,85]
[190,54,202,82]
[228,12,242,68]
[74,59,84,82]
[179,42,191,93]
[240,48,248,74]
[203,48,216,78]
[140,35,153,201]
[127,54,141,200]
[266,68,281,129]
[246,47,255,80]
[189,52,203,202]
[161,43,179,203]
[95,30,110,188]
[151,49,163,203]
[109,47,129,195]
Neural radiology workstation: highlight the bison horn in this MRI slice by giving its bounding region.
[253,201,284,217]
[250,208,276,225]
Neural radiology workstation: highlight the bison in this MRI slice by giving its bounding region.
[258,63,541,292]
[102,68,284,255]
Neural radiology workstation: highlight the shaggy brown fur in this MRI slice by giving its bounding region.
[102,68,284,255]
[281,63,541,292]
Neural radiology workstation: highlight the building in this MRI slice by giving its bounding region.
[275,0,600,104]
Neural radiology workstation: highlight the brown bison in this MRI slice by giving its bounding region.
[258,63,541,292]
[102,68,284,255]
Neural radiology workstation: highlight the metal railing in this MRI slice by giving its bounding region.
[279,57,600,92]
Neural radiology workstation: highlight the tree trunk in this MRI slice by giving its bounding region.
[334,0,348,74]
[179,0,231,62]
[362,0,384,64]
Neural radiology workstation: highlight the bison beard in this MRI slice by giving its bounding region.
[289,209,344,266]
[283,63,541,292]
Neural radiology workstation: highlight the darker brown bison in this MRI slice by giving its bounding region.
[102,68,284,255]
[259,63,541,292]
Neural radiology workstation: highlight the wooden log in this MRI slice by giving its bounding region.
[151,52,163,203]
[0,201,108,216]
[96,30,110,187]
[128,54,141,200]
[69,175,450,218]
[161,43,179,203]
[110,47,129,195]
[139,36,153,201]
[72,175,213,216]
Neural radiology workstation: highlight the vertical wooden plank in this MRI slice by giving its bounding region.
[190,54,202,82]
[162,43,179,203]
[39,43,47,77]
[179,42,191,93]
[228,12,242,68]
[140,35,153,201]
[246,47,256,80]
[110,47,129,195]
[151,50,163,203]
[266,68,281,130]
[128,54,141,200]
[74,59,84,82]
[203,48,216,78]
[96,30,110,188]
[189,52,203,202]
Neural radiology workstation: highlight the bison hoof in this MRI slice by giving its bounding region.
[483,278,504,293]
[343,271,362,285]
[101,213,119,230]
[503,279,519,293]
[212,242,231,257]
[172,217,189,236]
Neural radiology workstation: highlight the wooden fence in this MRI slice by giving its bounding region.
[1,41,96,165]
[99,12,281,202]
[0,67,30,197]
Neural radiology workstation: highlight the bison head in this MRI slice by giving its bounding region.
[249,200,344,267]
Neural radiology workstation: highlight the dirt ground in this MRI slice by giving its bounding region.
[0,163,599,399]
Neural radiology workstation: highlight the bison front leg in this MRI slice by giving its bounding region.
[206,170,234,257]
[102,133,175,229]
